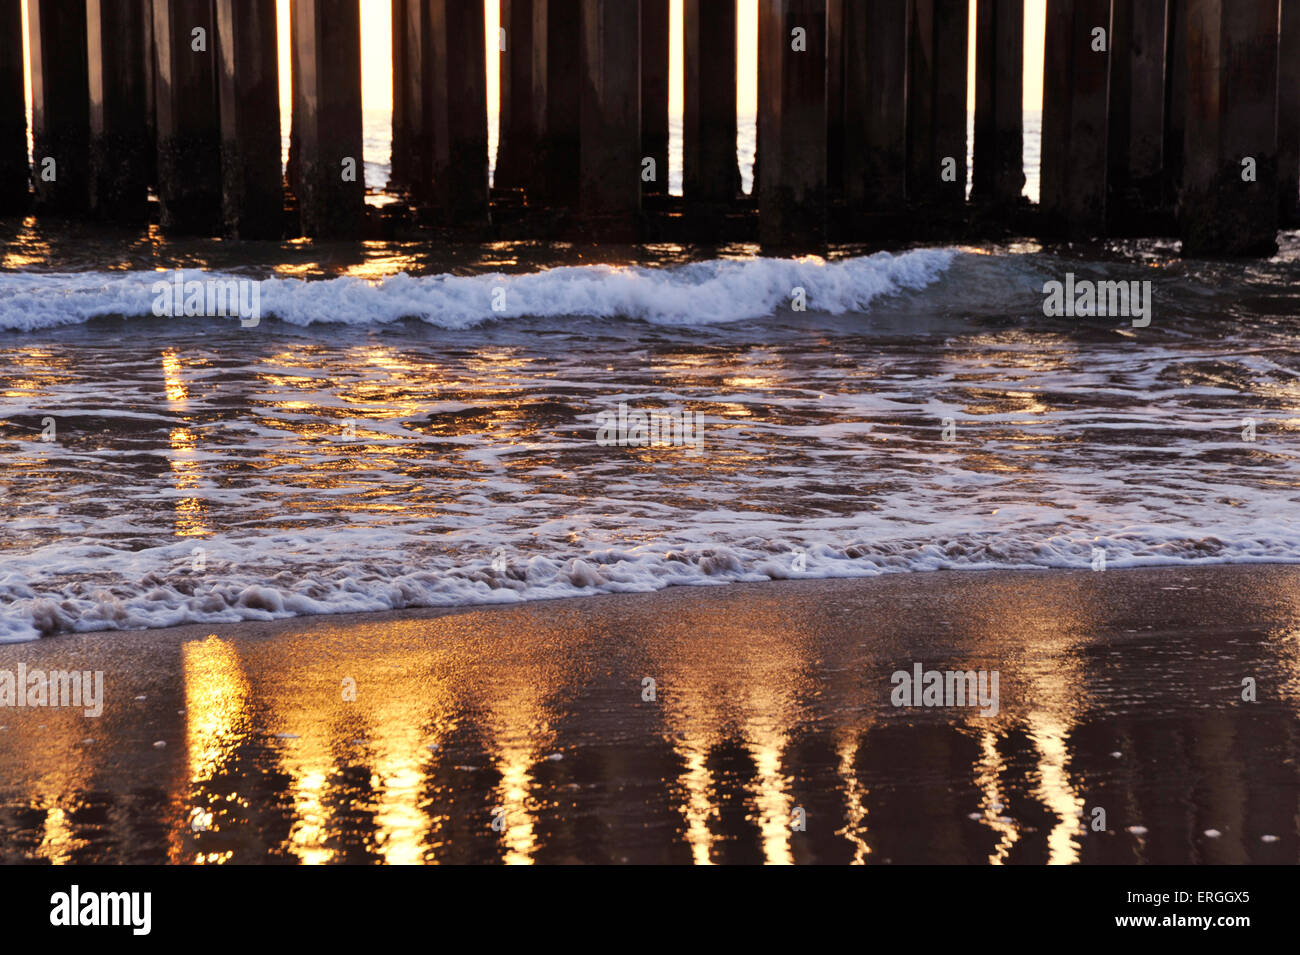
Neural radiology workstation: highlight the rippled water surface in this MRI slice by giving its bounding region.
[1,225,1299,640]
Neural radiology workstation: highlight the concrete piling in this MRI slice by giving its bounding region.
[972,0,1025,207]
[1040,0,1111,236]
[0,0,27,215]
[906,0,969,211]
[531,0,581,208]
[28,0,91,215]
[290,0,365,238]
[641,0,670,198]
[86,0,150,223]
[426,0,489,224]
[153,0,222,234]
[496,0,536,193]
[1107,0,1167,231]
[757,0,827,250]
[214,0,283,239]
[683,0,740,217]
[841,0,909,216]
[1180,0,1280,256]
[579,0,641,234]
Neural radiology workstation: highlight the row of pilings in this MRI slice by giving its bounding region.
[0,1,1296,254]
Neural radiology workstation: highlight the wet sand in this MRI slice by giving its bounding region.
[2,564,1299,864]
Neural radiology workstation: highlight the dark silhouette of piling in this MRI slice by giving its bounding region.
[390,0,431,199]
[1040,0,1111,236]
[1279,1,1300,224]
[906,0,968,211]
[153,0,222,234]
[1180,0,1280,256]
[683,0,740,219]
[530,0,581,208]
[215,0,282,239]
[390,0,409,190]
[1107,0,1166,231]
[1163,0,1187,207]
[290,0,364,238]
[972,0,1025,207]
[86,0,150,224]
[641,0,669,198]
[757,0,827,250]
[426,0,489,224]
[28,0,90,215]
[840,0,908,216]
[496,0,535,193]
[0,0,27,215]
[579,0,641,235]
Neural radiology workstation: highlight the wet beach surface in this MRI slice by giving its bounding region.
[1,565,1298,864]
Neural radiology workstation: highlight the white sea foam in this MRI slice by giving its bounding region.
[0,249,956,331]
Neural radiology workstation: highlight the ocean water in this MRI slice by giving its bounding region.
[2,227,1299,642]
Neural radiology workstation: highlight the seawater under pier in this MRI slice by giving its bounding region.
[0,0,1296,255]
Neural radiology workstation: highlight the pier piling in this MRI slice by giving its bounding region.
[972,0,1025,207]
[215,0,283,239]
[530,0,581,208]
[840,0,908,217]
[579,0,641,235]
[153,0,222,234]
[1107,0,1167,231]
[290,0,365,238]
[86,0,150,224]
[0,0,27,215]
[1181,0,1280,256]
[1040,0,1111,236]
[906,0,969,212]
[426,0,489,224]
[496,0,536,193]
[683,0,740,219]
[641,0,669,199]
[757,0,828,250]
[28,0,90,215]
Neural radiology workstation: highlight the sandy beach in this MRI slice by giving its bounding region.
[2,563,1298,864]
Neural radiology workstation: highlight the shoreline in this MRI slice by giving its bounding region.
[3,563,1300,864]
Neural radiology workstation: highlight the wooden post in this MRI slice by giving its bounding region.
[1107,0,1166,230]
[757,0,827,250]
[1163,0,1187,207]
[426,0,489,223]
[1279,0,1300,224]
[215,0,282,238]
[153,0,222,234]
[29,0,90,215]
[390,0,409,191]
[0,0,28,215]
[1040,0,1111,236]
[641,0,669,197]
[531,0,581,207]
[907,0,969,211]
[842,0,908,214]
[684,0,740,216]
[580,0,641,233]
[290,0,365,238]
[86,0,150,223]
[496,0,536,192]
[972,0,1024,206]
[1181,0,1280,256]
